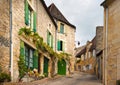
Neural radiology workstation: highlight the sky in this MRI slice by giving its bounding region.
[44,0,104,47]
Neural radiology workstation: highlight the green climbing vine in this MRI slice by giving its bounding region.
[18,41,28,80]
[19,27,71,61]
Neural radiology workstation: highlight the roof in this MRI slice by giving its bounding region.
[96,50,103,56]
[89,36,96,52]
[76,36,96,58]
[75,45,85,56]
[40,0,57,28]
[76,47,86,58]
[101,0,115,7]
[48,3,76,29]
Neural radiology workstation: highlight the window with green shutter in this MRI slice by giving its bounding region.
[33,12,36,32]
[47,30,53,49]
[33,51,38,69]
[57,40,64,51]
[24,44,34,69]
[51,35,53,48]
[25,0,29,25]
[60,23,64,34]
[57,40,60,51]
[25,0,36,32]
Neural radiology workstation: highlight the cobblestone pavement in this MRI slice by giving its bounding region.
[34,72,103,85]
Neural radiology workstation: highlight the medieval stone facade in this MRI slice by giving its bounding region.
[48,3,76,74]
[0,0,76,82]
[0,0,57,81]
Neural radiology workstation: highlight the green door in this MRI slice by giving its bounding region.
[44,57,49,77]
[58,59,66,75]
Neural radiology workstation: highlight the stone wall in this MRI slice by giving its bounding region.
[0,0,10,73]
[57,21,76,73]
[96,26,103,52]
[103,0,120,84]
[0,0,56,81]
[36,0,56,51]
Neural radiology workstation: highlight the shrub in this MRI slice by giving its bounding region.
[0,72,11,82]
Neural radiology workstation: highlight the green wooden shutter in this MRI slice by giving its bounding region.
[33,12,37,32]
[33,50,38,69]
[60,24,64,34]
[57,40,60,51]
[51,35,53,48]
[25,0,29,25]
[20,41,25,58]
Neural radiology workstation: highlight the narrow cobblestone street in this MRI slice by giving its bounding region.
[30,72,103,85]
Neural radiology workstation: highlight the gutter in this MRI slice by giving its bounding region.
[9,0,13,81]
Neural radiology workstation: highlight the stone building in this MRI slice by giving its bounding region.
[48,3,76,75]
[0,0,57,81]
[101,0,120,85]
[95,26,103,82]
[75,37,96,74]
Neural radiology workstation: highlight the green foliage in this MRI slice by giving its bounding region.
[18,27,71,62]
[18,55,28,80]
[0,73,11,82]
[18,41,28,80]
[19,27,32,36]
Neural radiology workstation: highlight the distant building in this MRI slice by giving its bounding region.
[75,37,96,74]
[95,26,103,82]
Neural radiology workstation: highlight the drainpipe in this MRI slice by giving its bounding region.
[105,7,108,85]
[9,0,13,81]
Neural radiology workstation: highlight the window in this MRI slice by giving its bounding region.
[57,40,64,51]
[88,52,91,58]
[47,30,53,48]
[93,50,96,57]
[28,8,33,29]
[25,0,36,32]
[60,23,64,34]
[25,45,34,69]
[86,65,89,70]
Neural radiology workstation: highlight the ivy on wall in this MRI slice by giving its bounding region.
[18,27,71,79]
[18,27,71,61]
[18,41,27,80]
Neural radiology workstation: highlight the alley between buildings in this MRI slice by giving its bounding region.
[19,72,103,85]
